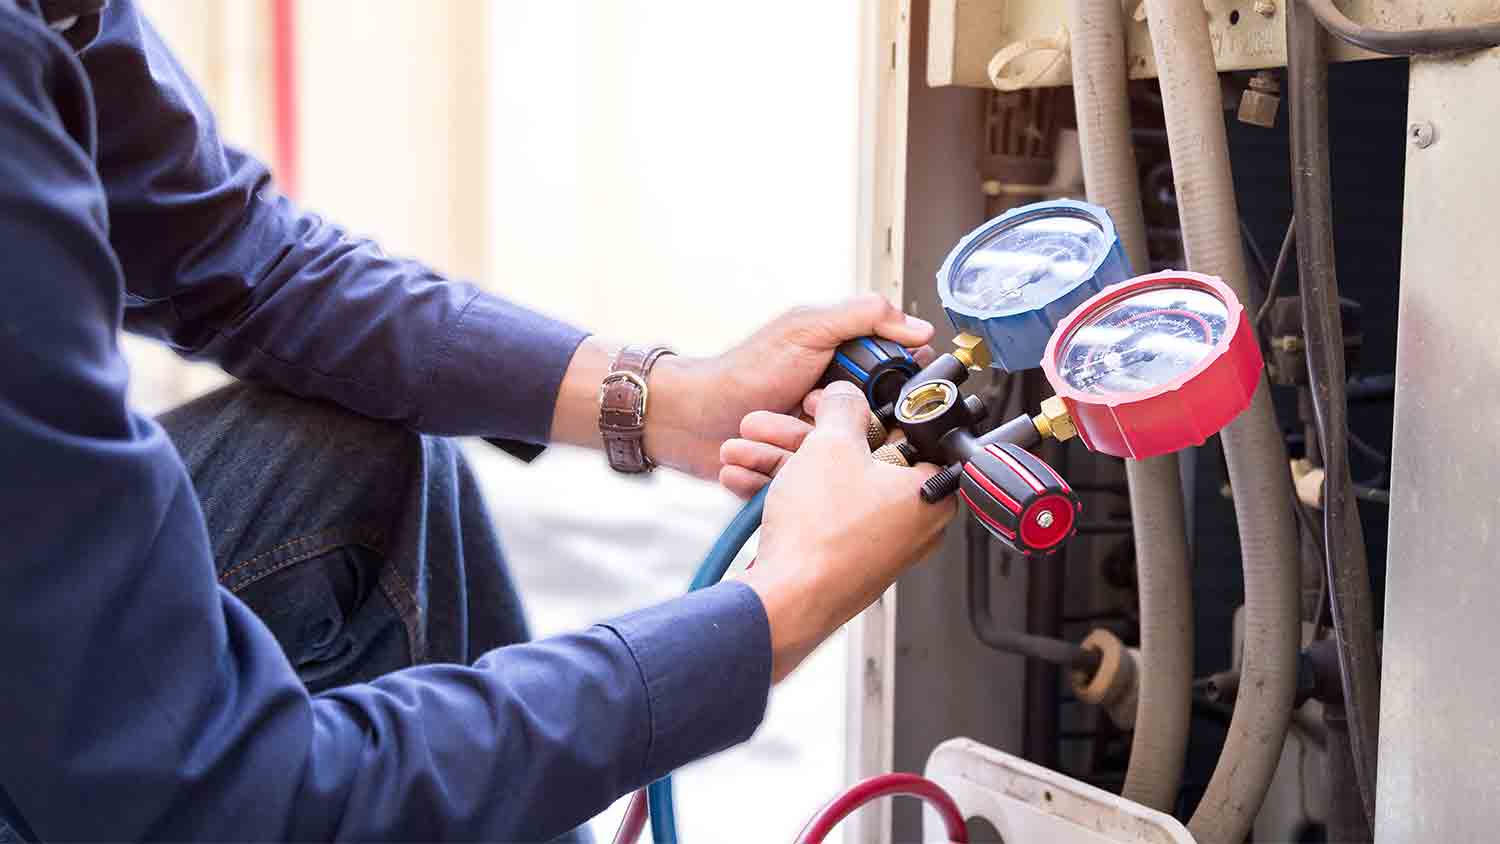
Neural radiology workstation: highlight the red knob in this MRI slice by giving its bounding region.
[958,443,1080,557]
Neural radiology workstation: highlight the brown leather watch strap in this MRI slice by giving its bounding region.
[599,345,676,473]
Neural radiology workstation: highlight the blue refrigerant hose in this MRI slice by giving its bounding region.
[647,486,769,844]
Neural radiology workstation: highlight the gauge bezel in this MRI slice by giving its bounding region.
[936,199,1132,374]
[1045,273,1241,406]
[937,199,1117,322]
[1041,270,1264,460]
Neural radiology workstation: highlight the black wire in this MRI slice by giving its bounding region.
[1303,0,1500,56]
[1255,220,1298,329]
[1241,219,1274,290]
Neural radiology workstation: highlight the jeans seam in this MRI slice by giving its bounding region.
[378,558,426,663]
[218,525,384,593]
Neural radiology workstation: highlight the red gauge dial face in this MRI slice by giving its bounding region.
[1057,286,1230,397]
[1042,271,1264,460]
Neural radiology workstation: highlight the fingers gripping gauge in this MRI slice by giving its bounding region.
[818,337,922,408]
[959,442,1081,557]
[938,199,1132,373]
[1041,271,1264,459]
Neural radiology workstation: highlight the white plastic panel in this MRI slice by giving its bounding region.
[925,738,1196,843]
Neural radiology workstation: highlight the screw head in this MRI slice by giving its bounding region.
[1036,510,1056,528]
[1254,0,1277,17]
[1410,122,1437,148]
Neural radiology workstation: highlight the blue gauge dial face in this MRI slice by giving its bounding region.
[1057,286,1229,396]
[947,212,1109,315]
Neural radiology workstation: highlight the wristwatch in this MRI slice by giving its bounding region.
[599,345,676,473]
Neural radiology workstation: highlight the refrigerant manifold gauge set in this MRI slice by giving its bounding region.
[830,200,1264,558]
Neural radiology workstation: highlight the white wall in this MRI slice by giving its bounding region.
[486,1,862,349]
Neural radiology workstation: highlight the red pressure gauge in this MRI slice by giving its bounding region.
[1041,271,1263,460]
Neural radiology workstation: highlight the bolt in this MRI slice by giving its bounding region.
[1036,510,1056,528]
[1254,0,1277,17]
[921,465,964,503]
[1410,121,1437,148]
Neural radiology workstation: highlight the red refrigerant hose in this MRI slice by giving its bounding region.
[611,790,649,844]
[795,773,969,844]
[613,774,967,844]
[269,0,300,199]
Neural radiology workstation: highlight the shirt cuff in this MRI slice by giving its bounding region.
[421,291,589,441]
[599,581,773,781]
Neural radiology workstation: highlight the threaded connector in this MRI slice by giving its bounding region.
[920,463,963,503]
[872,440,917,467]
[874,401,897,429]
[865,412,888,451]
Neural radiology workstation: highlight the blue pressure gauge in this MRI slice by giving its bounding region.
[937,199,1132,373]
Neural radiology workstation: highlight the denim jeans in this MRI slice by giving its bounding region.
[0,383,591,842]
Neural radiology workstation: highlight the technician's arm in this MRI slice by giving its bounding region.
[84,2,938,474]
[86,1,585,445]
[0,14,767,843]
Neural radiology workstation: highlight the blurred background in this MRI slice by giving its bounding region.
[128,1,864,840]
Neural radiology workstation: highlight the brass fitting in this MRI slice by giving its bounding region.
[865,412,888,451]
[951,332,992,371]
[1032,395,1077,442]
[1237,70,1281,129]
[871,440,916,467]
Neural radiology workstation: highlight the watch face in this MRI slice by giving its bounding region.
[1056,285,1230,397]
[946,211,1110,315]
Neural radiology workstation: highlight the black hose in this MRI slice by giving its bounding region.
[1324,705,1375,843]
[1346,374,1394,402]
[966,528,1102,675]
[1303,0,1500,56]
[1287,0,1383,825]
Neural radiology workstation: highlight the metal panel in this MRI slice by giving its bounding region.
[927,0,1500,89]
[1378,44,1500,844]
[884,4,1035,842]
[846,2,912,842]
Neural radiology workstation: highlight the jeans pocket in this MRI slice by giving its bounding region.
[227,533,414,694]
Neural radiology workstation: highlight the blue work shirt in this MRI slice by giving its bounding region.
[0,1,771,840]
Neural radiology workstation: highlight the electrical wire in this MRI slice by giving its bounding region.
[1241,219,1274,289]
[1302,0,1500,56]
[635,487,768,844]
[1255,220,1298,330]
[794,773,970,844]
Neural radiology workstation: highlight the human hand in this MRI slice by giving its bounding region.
[644,295,934,480]
[730,381,956,682]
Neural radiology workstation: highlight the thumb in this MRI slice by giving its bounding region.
[789,293,935,350]
[811,381,872,447]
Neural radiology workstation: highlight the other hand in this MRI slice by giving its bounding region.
[732,382,956,681]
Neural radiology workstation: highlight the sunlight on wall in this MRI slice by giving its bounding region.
[487,1,863,351]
